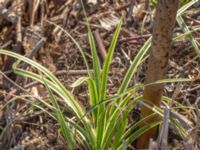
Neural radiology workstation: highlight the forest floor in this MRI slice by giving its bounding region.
[0,0,200,149]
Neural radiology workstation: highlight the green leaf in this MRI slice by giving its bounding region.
[174,27,200,41]
[43,77,75,150]
[101,18,123,100]
[112,119,128,150]
[88,78,98,126]
[176,15,200,58]
[146,78,193,86]
[118,37,152,98]
[82,3,101,100]
[118,120,162,149]
[71,77,89,88]
[46,20,91,76]
[177,0,198,16]
[0,50,96,148]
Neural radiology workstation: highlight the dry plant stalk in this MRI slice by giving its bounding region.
[137,0,179,149]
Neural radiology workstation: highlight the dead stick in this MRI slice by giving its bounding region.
[93,30,107,61]
[119,34,150,43]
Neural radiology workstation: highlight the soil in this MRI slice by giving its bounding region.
[0,0,199,149]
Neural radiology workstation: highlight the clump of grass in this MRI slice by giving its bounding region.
[0,1,198,149]
[1,19,156,149]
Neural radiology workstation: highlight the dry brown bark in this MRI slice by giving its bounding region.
[136,0,179,149]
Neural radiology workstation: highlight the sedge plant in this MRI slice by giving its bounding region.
[0,1,198,149]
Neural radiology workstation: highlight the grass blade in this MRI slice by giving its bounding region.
[118,120,162,149]
[46,20,91,76]
[101,18,123,100]
[177,0,198,16]
[88,78,98,126]
[145,78,192,86]
[176,15,200,57]
[118,37,152,97]
[43,77,75,150]
[71,77,89,88]
[0,50,97,148]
